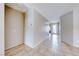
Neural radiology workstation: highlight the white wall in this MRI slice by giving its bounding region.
[5,6,24,50]
[61,7,79,47]
[24,8,34,48]
[24,8,48,48]
[60,11,73,46]
[0,3,4,56]
[73,7,79,47]
[33,9,48,47]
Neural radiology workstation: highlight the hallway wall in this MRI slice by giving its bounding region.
[24,8,34,47]
[0,3,4,55]
[24,8,48,48]
[61,7,79,47]
[73,7,79,47]
[5,6,24,50]
[60,11,73,46]
[33,9,48,47]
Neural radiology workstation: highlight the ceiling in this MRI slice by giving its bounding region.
[24,3,79,22]
[6,3,27,12]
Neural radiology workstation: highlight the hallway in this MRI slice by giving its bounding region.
[2,3,79,56]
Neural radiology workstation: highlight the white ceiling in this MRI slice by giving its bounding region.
[24,3,79,22]
[6,3,27,12]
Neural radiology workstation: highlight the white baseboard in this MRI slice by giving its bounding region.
[24,38,47,48]
[32,39,47,48]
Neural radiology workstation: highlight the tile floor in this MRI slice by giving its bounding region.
[62,42,79,56]
[5,39,79,56]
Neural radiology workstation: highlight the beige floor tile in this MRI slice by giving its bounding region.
[5,39,79,56]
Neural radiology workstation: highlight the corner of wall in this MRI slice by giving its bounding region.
[0,3,4,56]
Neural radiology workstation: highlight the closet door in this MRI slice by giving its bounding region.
[5,5,24,50]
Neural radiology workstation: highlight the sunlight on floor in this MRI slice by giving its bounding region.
[52,34,58,49]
